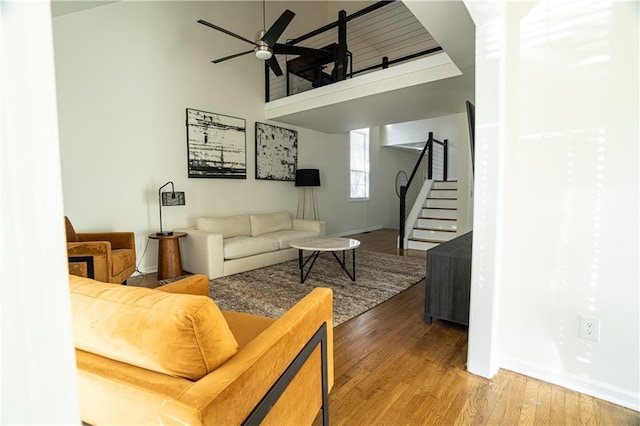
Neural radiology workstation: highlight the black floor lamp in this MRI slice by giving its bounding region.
[295,169,320,220]
[157,181,185,236]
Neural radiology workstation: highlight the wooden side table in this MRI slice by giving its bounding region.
[148,232,186,280]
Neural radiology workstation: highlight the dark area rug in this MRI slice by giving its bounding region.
[210,250,425,326]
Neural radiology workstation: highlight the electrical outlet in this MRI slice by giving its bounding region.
[579,315,601,342]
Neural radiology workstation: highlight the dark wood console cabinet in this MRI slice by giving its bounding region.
[424,231,472,326]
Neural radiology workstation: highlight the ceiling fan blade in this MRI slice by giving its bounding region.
[266,56,283,76]
[211,50,254,64]
[197,19,258,47]
[273,44,329,57]
[261,9,295,47]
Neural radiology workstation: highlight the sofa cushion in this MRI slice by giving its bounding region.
[69,275,238,381]
[260,230,321,250]
[197,215,250,239]
[223,236,279,260]
[250,212,293,237]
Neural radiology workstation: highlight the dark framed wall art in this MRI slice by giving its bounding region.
[255,122,298,181]
[186,108,247,179]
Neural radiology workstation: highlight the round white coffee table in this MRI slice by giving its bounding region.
[289,237,361,283]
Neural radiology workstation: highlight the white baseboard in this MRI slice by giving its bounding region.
[329,225,384,237]
[500,358,640,412]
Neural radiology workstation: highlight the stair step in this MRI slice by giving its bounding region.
[429,189,457,198]
[419,216,456,220]
[421,208,457,219]
[403,180,459,252]
[425,198,457,209]
[412,228,457,241]
[432,180,458,190]
[414,226,457,233]
[417,218,458,230]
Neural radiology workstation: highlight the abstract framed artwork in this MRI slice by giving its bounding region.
[186,108,246,179]
[255,122,298,181]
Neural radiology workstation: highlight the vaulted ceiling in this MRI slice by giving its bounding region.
[265,1,476,133]
[51,1,117,17]
[51,0,475,134]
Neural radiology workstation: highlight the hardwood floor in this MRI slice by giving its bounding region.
[320,229,639,425]
[130,229,639,424]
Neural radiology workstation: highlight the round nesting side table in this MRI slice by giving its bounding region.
[148,232,186,280]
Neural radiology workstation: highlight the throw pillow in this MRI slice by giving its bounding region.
[69,275,239,381]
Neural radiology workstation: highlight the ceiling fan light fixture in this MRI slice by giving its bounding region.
[254,45,273,60]
[199,9,299,76]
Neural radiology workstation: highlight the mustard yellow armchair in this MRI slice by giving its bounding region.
[70,274,334,425]
[65,216,136,284]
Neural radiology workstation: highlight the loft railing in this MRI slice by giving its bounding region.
[399,132,448,250]
[265,0,443,102]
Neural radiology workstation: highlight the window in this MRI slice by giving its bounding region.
[350,128,369,199]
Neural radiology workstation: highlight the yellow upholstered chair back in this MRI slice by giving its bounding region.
[65,216,136,284]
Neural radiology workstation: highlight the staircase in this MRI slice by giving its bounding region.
[407,180,458,251]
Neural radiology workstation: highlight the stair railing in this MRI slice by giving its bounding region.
[399,132,448,249]
[264,1,443,102]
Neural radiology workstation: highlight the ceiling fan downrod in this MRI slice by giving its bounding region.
[254,30,272,60]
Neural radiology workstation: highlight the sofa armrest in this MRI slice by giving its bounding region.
[156,274,209,296]
[174,228,224,279]
[292,219,326,236]
[180,287,334,425]
[67,241,111,282]
[78,232,135,250]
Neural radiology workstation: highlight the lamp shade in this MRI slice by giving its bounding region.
[161,191,186,206]
[295,169,320,187]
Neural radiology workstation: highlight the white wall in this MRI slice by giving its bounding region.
[466,0,639,410]
[1,1,79,422]
[53,1,416,272]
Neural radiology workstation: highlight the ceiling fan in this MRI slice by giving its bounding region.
[197,3,326,76]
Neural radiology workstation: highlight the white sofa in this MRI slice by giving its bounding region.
[175,211,326,279]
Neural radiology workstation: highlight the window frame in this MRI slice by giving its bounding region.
[349,128,370,201]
